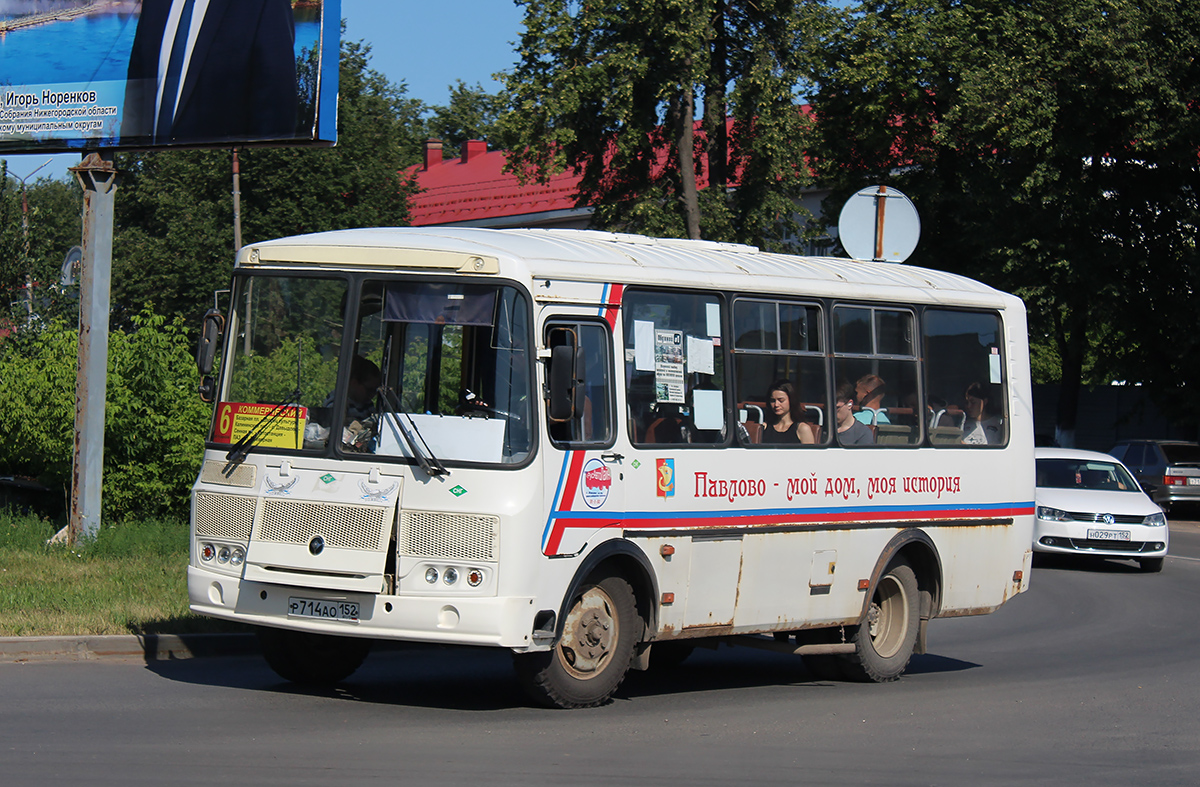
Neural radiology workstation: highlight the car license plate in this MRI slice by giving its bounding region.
[288,597,359,621]
[1087,529,1130,542]
[1187,478,1200,486]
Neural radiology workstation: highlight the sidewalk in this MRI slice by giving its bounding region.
[0,633,258,663]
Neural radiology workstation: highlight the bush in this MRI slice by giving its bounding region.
[0,308,210,521]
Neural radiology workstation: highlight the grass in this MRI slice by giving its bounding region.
[0,510,248,637]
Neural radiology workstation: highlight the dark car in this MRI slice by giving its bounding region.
[1108,440,1200,514]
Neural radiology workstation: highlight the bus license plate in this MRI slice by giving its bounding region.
[1087,529,1130,542]
[288,597,359,621]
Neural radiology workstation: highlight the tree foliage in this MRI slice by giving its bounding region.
[424,80,507,152]
[805,0,1200,435]
[499,0,830,247]
[0,310,210,521]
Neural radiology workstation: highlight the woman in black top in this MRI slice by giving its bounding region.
[762,380,816,444]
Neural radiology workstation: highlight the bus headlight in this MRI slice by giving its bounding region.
[443,567,459,585]
[425,567,439,584]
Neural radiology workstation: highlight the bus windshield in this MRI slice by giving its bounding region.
[212,274,346,453]
[361,279,534,465]
[212,275,534,465]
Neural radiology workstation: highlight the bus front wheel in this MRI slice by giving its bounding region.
[257,628,372,685]
[514,575,638,708]
[841,560,920,683]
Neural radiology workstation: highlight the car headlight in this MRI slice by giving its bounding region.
[1036,506,1070,521]
[1143,512,1167,527]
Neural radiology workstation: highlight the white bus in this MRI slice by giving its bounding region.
[189,228,1034,708]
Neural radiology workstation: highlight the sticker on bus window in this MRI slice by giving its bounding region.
[212,402,306,450]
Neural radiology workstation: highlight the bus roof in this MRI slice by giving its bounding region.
[240,227,1017,308]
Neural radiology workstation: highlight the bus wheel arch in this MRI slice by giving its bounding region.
[843,530,942,682]
[514,540,657,708]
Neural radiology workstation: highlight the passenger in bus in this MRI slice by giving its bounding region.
[854,375,890,426]
[835,381,875,445]
[762,380,817,444]
[961,381,1003,445]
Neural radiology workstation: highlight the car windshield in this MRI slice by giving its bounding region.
[1036,459,1139,492]
[1161,443,1200,464]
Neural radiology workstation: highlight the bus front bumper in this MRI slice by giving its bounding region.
[188,566,538,649]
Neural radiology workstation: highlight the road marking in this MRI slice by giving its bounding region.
[1169,555,1200,562]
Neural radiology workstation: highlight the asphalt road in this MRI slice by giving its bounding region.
[2,522,1198,786]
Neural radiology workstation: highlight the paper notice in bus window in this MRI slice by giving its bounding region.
[706,302,721,337]
[654,329,685,403]
[212,402,306,449]
[989,347,1002,384]
[634,320,655,371]
[687,335,714,375]
[692,388,723,430]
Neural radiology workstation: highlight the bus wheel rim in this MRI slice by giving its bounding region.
[557,586,618,679]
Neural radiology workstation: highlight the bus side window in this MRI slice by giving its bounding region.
[623,290,727,447]
[546,321,614,447]
[923,309,1008,448]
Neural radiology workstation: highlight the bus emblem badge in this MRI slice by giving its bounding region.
[581,458,612,509]
[656,458,675,497]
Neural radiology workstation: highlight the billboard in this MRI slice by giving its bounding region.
[0,0,340,153]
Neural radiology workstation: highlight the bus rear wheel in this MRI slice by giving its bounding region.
[257,628,372,685]
[514,575,638,708]
[841,560,919,683]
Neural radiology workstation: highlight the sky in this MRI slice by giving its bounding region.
[4,0,526,183]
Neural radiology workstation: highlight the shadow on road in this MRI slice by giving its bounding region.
[143,636,981,711]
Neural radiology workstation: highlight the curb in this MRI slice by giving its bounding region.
[0,633,259,663]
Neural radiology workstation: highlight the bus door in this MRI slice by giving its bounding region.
[540,317,624,557]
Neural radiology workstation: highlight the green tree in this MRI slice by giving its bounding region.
[806,0,1200,440]
[0,169,82,325]
[499,0,831,247]
[0,309,210,520]
[425,80,506,152]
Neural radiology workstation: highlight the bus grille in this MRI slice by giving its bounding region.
[199,460,257,487]
[194,491,255,541]
[399,510,498,561]
[257,498,388,551]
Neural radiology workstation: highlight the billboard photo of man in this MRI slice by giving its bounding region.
[122,0,298,146]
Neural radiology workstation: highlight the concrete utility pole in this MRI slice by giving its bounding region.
[69,152,118,545]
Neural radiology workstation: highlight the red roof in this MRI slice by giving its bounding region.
[405,140,585,226]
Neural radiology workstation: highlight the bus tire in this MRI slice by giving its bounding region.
[257,628,372,685]
[841,560,919,683]
[513,575,638,708]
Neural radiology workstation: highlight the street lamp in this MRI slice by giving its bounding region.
[4,157,53,317]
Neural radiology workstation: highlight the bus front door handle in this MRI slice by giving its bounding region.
[601,452,624,464]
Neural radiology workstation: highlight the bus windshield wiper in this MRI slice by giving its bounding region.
[378,387,449,477]
[225,389,302,463]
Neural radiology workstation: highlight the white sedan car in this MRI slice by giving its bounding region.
[1034,447,1168,572]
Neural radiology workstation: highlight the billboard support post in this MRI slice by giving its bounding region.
[68,151,118,545]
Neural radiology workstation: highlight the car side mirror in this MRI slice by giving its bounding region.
[196,308,224,377]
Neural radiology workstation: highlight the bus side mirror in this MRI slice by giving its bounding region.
[196,308,224,377]
[547,344,582,422]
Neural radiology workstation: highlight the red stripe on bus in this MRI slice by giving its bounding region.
[604,283,624,329]
[545,451,589,554]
